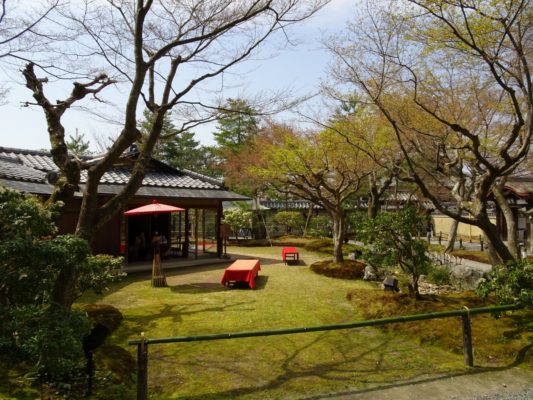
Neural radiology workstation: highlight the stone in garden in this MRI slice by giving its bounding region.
[363,265,377,281]
[450,265,485,289]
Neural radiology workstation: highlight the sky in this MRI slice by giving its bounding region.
[0,0,356,152]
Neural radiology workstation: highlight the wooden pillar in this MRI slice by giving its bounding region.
[183,209,190,258]
[461,310,474,367]
[194,208,199,259]
[137,333,148,400]
[121,212,128,262]
[216,201,223,257]
[202,209,206,252]
[178,212,182,254]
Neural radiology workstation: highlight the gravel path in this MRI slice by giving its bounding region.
[471,387,533,400]
[313,367,533,400]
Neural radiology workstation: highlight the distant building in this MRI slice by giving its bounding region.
[0,146,248,262]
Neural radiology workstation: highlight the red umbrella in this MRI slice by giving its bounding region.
[124,199,185,215]
[124,200,184,288]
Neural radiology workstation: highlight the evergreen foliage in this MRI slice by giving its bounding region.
[0,188,124,382]
[477,259,533,307]
[139,109,220,177]
[358,207,432,298]
[66,131,91,156]
[213,98,259,153]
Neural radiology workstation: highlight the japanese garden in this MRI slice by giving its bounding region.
[0,1,532,399]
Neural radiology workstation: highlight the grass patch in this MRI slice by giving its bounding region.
[310,259,365,280]
[3,246,530,399]
[347,289,533,366]
[451,249,490,263]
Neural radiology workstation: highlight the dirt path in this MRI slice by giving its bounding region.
[312,367,533,400]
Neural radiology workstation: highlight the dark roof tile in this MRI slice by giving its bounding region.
[0,146,222,191]
[0,157,46,182]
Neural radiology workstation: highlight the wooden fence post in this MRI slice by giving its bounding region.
[461,308,474,367]
[137,332,148,400]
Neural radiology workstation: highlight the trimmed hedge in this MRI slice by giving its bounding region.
[80,303,124,332]
[310,259,366,280]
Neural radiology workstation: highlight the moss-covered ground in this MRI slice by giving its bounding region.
[1,245,531,399]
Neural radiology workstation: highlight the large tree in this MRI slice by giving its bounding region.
[324,103,401,218]
[328,0,532,264]
[212,97,262,188]
[214,98,260,153]
[0,1,59,102]
[250,123,370,262]
[138,109,213,173]
[20,0,330,309]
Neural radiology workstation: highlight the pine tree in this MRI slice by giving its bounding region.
[66,130,91,156]
[138,109,219,177]
[213,98,259,154]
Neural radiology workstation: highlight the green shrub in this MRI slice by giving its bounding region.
[80,304,124,332]
[358,207,431,298]
[223,208,252,239]
[427,265,451,286]
[477,259,533,307]
[5,306,90,382]
[272,211,305,235]
[307,216,332,238]
[270,236,308,247]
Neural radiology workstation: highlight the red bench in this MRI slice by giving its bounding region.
[221,259,261,289]
[282,247,299,265]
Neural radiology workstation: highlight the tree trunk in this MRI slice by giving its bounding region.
[331,210,345,263]
[49,266,79,310]
[483,232,501,266]
[367,171,394,219]
[478,215,514,264]
[413,171,516,265]
[303,205,313,237]
[408,274,421,300]
[492,184,520,259]
[367,189,379,219]
[445,218,459,253]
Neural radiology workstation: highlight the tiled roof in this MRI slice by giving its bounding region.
[0,147,59,172]
[93,184,248,200]
[384,191,435,210]
[0,156,47,182]
[0,146,221,190]
[260,200,321,210]
[504,179,533,199]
